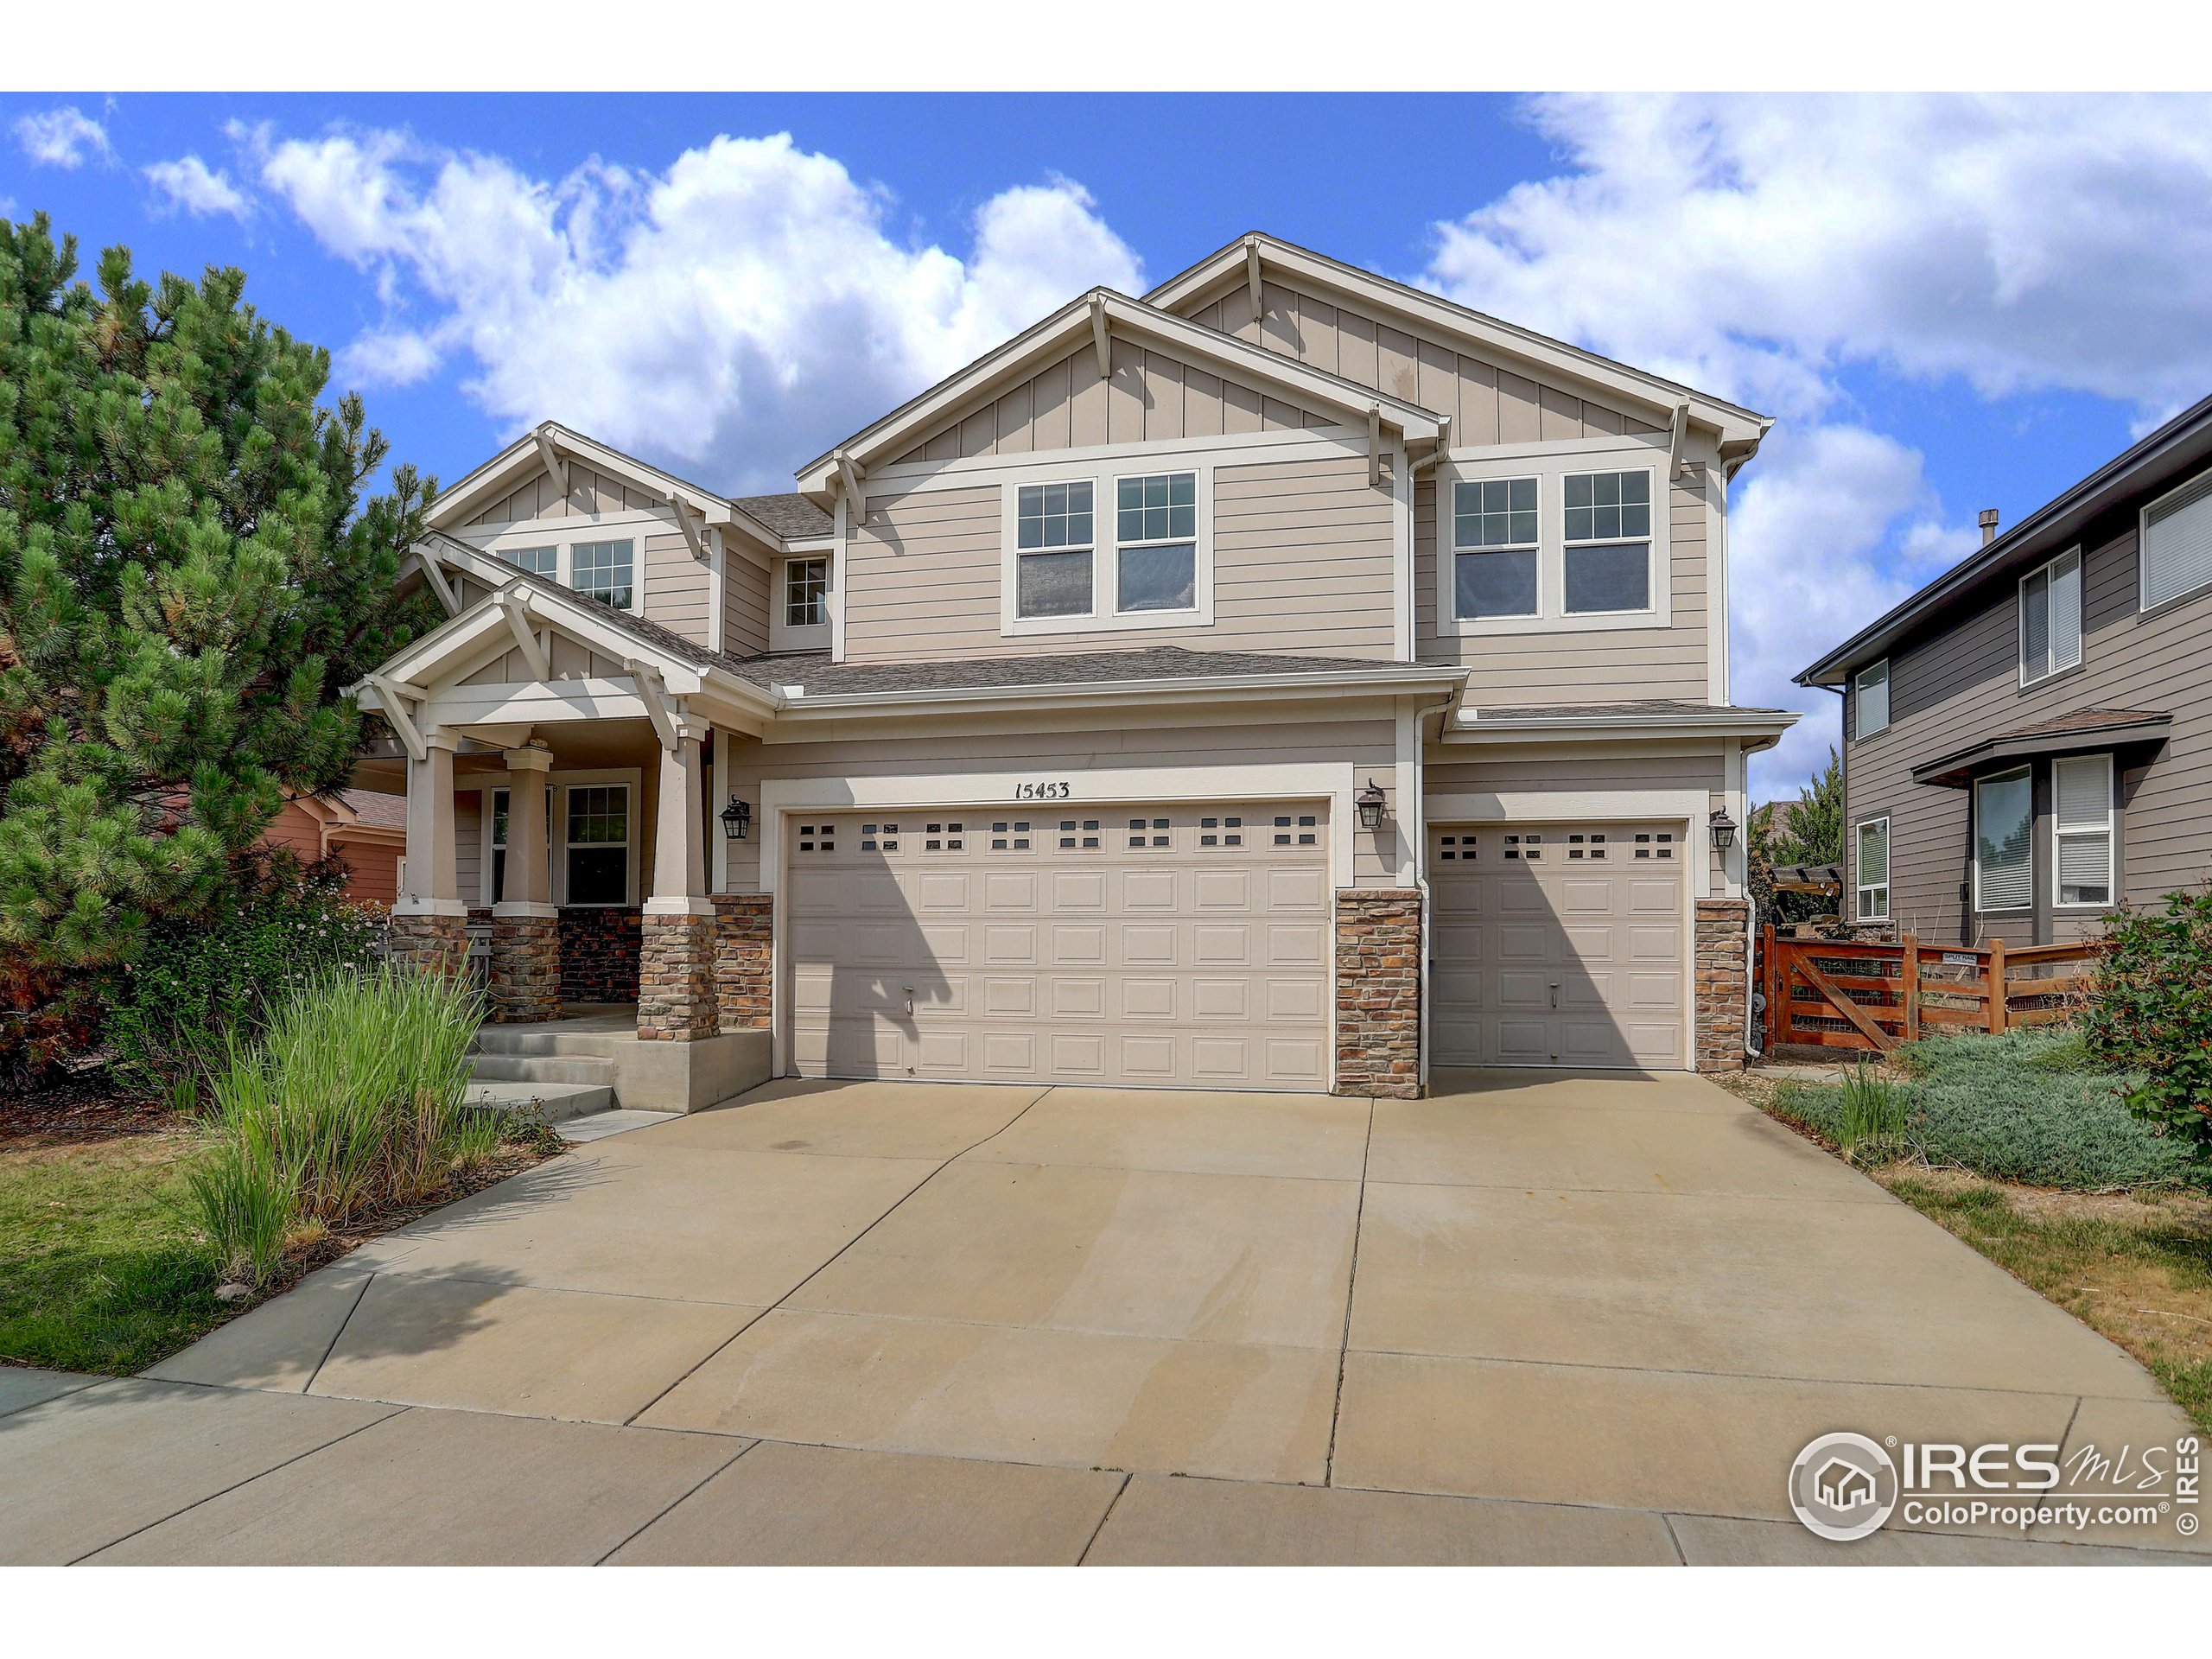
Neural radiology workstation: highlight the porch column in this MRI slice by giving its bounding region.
[488,744,561,1022]
[391,730,470,976]
[637,722,718,1040]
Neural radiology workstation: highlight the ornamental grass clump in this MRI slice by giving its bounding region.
[188,966,496,1283]
[1835,1059,1909,1160]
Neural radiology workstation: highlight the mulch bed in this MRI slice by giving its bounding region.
[0,1068,185,1151]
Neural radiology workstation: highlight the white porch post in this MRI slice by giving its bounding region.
[645,723,714,918]
[391,728,469,976]
[639,721,718,1040]
[494,745,556,916]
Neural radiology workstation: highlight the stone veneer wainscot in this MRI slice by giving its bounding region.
[1334,888,1421,1098]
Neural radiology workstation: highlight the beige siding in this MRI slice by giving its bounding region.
[724,713,1402,893]
[464,462,656,528]
[891,341,1333,466]
[840,448,1397,664]
[641,531,710,645]
[1844,522,2212,946]
[455,790,484,908]
[723,550,771,658]
[1414,462,1711,702]
[457,631,627,687]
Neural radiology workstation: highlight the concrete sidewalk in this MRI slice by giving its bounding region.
[3,1069,2202,1565]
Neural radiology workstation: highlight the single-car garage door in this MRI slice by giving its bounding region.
[1429,821,1687,1069]
[785,803,1331,1090]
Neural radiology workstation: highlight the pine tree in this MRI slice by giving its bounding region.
[1777,746,1846,868]
[0,213,438,968]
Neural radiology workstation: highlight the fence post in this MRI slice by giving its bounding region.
[1761,924,1778,1052]
[1987,937,2008,1035]
[1902,932,1920,1044]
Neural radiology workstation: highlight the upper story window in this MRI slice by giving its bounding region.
[498,545,556,579]
[1853,658,1891,738]
[1561,469,1653,614]
[1974,766,2032,912]
[1854,816,1890,922]
[2019,548,2082,685]
[785,557,829,628]
[2141,466,2212,613]
[1116,474,1198,613]
[2054,753,2113,907]
[1014,480,1095,619]
[1452,477,1539,619]
[571,538,635,611]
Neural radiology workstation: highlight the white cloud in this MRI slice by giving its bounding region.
[143,155,251,219]
[250,127,1142,494]
[1425,93,2212,796]
[13,105,114,169]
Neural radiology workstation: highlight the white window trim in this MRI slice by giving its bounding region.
[2139,461,2212,616]
[1445,474,1541,622]
[461,507,666,618]
[1854,815,1891,923]
[1973,764,2034,913]
[772,556,833,653]
[469,767,641,908]
[998,464,1217,637]
[2053,752,2115,911]
[2018,545,2083,688]
[1854,658,1891,739]
[1434,440,1672,638]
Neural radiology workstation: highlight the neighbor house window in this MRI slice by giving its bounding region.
[1974,766,2032,912]
[1115,473,1197,613]
[1452,476,1540,619]
[2141,467,2212,612]
[785,557,828,627]
[1015,480,1094,618]
[572,539,635,610]
[1855,817,1891,922]
[564,785,629,906]
[498,545,556,579]
[1560,469,1652,613]
[2053,753,2113,907]
[1854,658,1891,738]
[2019,548,2082,685]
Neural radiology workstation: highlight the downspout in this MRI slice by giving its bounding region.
[1410,676,1465,1095]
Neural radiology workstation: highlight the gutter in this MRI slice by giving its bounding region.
[770,664,1469,719]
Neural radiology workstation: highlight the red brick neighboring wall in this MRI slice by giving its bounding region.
[1695,898,1751,1072]
[1334,888,1421,1098]
[713,894,772,1032]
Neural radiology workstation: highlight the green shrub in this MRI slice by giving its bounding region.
[1836,1060,1908,1158]
[2081,887,2212,1164]
[183,1135,292,1287]
[105,853,387,1096]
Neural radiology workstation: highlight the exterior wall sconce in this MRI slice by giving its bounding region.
[1709,807,1738,851]
[721,795,753,841]
[1356,779,1388,832]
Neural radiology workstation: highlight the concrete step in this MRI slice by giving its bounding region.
[558,1109,680,1144]
[471,1021,633,1059]
[462,1079,613,1125]
[467,1053,620,1087]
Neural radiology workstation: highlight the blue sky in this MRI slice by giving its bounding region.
[4,92,2197,798]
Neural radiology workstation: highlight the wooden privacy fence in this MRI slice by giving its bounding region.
[1761,928,2100,1053]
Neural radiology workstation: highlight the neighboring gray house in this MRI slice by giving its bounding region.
[1797,393,2212,948]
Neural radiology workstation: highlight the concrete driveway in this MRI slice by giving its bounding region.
[3,1069,2203,1565]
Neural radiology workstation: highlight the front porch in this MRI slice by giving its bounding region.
[465,1003,772,1121]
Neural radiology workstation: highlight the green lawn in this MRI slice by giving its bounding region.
[0,1130,228,1376]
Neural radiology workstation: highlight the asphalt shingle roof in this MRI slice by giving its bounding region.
[734,494,833,541]
[734,645,1429,697]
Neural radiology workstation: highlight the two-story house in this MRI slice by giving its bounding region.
[1797,393,2212,949]
[349,233,1791,1112]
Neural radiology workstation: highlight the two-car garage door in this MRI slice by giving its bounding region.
[1429,821,1688,1069]
[785,803,1332,1090]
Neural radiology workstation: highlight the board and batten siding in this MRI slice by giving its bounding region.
[1845,519,2212,946]
[722,713,1404,893]
[841,448,1397,664]
[1426,747,1730,893]
[1414,461,1712,702]
[464,462,659,528]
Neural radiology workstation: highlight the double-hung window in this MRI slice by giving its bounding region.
[1854,658,1891,738]
[1974,766,2032,912]
[1115,474,1197,613]
[572,539,635,611]
[2019,549,2082,684]
[1452,477,1539,619]
[2053,753,2113,907]
[1855,817,1891,922]
[564,785,630,906]
[498,545,556,579]
[1014,481,1095,619]
[1561,469,1653,614]
[2141,467,2212,612]
[785,557,828,627]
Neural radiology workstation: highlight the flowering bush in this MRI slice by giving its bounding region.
[105,852,387,1096]
[2081,887,2212,1165]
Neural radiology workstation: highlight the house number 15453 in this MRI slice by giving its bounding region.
[1014,780,1072,800]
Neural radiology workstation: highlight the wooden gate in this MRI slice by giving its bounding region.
[1761,929,2097,1053]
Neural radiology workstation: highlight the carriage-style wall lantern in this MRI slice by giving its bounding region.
[1709,807,1738,851]
[1356,779,1388,832]
[720,795,753,841]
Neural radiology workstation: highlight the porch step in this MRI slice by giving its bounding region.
[558,1109,679,1144]
[471,1019,635,1059]
[462,1079,614,1125]
[467,1053,620,1088]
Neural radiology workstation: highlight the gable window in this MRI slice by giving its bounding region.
[1561,469,1652,614]
[785,557,829,628]
[1015,480,1094,619]
[1452,476,1539,619]
[572,539,635,611]
[2019,548,2082,685]
[498,545,556,579]
[1854,658,1891,738]
[1115,473,1197,613]
[2141,467,2212,612]
[564,785,630,906]
[1974,766,2032,912]
[1854,817,1891,922]
[2053,753,2113,907]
